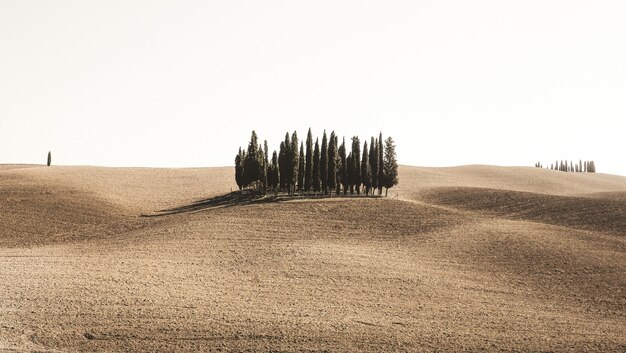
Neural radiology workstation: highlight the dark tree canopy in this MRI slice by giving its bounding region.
[234,129,398,197]
[279,140,287,190]
[305,128,313,193]
[377,132,384,194]
[290,131,299,194]
[242,130,262,188]
[312,138,321,193]
[268,151,279,192]
[369,137,378,194]
[328,131,337,195]
[298,142,305,192]
[346,152,354,194]
[339,138,347,195]
[262,140,269,191]
[235,147,244,190]
[47,151,52,167]
[320,131,328,194]
[382,136,399,196]
[361,141,371,195]
[351,136,361,195]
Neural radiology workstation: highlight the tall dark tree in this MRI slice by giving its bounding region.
[382,136,399,196]
[312,138,321,193]
[258,144,267,193]
[262,140,269,192]
[285,132,294,191]
[305,128,313,193]
[361,141,371,195]
[352,136,361,195]
[377,132,384,195]
[298,142,305,193]
[347,152,354,194]
[339,137,347,195]
[235,147,244,190]
[269,151,280,193]
[279,140,287,191]
[290,131,299,194]
[243,130,262,188]
[320,130,328,194]
[47,151,52,167]
[328,131,337,196]
[281,132,294,191]
[369,137,378,195]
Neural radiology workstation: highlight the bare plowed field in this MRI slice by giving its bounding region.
[2,165,625,351]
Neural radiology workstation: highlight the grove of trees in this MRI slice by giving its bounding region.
[235,129,399,196]
[537,160,596,173]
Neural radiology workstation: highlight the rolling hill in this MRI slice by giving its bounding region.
[1,165,625,352]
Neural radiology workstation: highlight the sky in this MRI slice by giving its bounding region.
[1,1,625,175]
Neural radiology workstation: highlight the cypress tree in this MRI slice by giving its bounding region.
[266,153,274,193]
[290,131,299,195]
[258,145,267,193]
[352,136,361,195]
[378,132,384,195]
[284,132,293,192]
[279,141,287,191]
[47,151,51,167]
[339,138,347,195]
[298,142,305,193]
[270,151,279,193]
[243,131,262,189]
[579,159,582,173]
[361,141,371,196]
[570,161,573,173]
[235,147,244,190]
[382,136,399,196]
[320,131,328,194]
[262,140,269,192]
[347,152,354,194]
[328,131,337,196]
[305,128,313,193]
[369,137,377,195]
[312,138,321,193]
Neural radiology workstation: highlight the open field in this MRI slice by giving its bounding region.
[1,165,625,352]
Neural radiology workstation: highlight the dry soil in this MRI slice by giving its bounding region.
[1,165,625,352]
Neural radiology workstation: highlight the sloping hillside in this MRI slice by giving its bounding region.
[420,187,626,235]
[1,165,625,352]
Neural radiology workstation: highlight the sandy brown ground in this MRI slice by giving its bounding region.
[1,165,625,352]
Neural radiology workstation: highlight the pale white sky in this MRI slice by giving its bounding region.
[1,1,625,175]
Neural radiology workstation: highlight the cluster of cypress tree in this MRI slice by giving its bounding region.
[539,160,596,173]
[235,129,399,196]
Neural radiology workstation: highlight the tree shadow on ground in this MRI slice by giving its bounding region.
[142,191,385,217]
[142,191,283,217]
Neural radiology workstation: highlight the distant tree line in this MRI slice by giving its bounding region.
[535,160,596,173]
[235,129,399,196]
